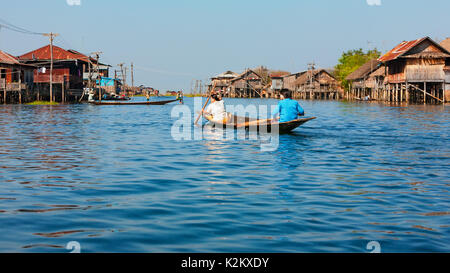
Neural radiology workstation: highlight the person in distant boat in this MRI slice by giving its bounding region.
[272,90,305,123]
[202,94,227,122]
[146,92,150,102]
[176,91,184,104]
[176,91,183,100]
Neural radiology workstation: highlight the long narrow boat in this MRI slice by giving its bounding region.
[204,113,316,134]
[91,99,180,105]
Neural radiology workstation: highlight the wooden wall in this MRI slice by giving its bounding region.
[405,58,445,82]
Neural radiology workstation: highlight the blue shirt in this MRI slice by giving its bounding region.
[272,98,305,123]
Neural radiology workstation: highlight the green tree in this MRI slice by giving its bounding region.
[334,48,381,90]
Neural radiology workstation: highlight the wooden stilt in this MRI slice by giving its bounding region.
[3,78,6,104]
[424,82,427,104]
[405,82,409,103]
[62,79,65,103]
[443,82,446,104]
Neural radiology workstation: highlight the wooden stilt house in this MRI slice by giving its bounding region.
[378,37,450,104]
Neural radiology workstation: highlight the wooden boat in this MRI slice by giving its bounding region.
[204,113,316,134]
[91,99,180,105]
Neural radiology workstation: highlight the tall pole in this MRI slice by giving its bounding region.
[91,52,103,102]
[114,70,118,94]
[118,63,125,95]
[131,62,134,90]
[124,67,127,87]
[88,61,92,93]
[97,54,101,102]
[43,33,59,102]
[124,67,128,95]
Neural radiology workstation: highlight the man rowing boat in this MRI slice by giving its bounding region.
[202,94,227,123]
[272,90,305,123]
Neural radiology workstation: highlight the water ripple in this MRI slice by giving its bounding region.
[0,99,449,252]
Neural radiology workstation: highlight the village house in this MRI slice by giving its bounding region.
[229,69,264,98]
[283,72,306,92]
[209,70,238,97]
[440,38,450,102]
[267,72,290,98]
[18,45,108,102]
[0,50,35,104]
[346,59,383,100]
[294,69,341,100]
[378,36,449,104]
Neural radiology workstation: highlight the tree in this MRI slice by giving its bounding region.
[334,48,381,90]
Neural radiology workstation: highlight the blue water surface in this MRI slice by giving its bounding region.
[0,97,448,253]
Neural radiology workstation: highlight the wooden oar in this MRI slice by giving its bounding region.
[194,82,217,125]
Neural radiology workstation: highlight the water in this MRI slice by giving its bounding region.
[0,97,449,253]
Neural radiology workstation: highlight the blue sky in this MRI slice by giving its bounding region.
[0,0,449,92]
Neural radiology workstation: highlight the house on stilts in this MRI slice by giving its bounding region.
[377,37,449,104]
[346,59,384,100]
[0,50,35,104]
[18,45,108,102]
[209,70,239,97]
[293,69,341,100]
[229,69,264,98]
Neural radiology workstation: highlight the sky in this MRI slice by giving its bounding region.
[0,0,449,92]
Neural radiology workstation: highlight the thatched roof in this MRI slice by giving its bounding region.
[402,51,450,59]
[346,59,381,81]
[441,38,450,52]
[231,69,262,82]
[294,69,336,86]
[369,66,385,77]
[270,71,290,78]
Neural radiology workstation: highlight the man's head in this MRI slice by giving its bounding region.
[281,89,292,99]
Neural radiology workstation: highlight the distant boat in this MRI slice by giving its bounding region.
[204,113,316,134]
[91,99,180,105]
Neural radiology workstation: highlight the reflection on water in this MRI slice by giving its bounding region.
[0,99,449,253]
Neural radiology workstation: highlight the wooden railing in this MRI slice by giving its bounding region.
[0,80,28,91]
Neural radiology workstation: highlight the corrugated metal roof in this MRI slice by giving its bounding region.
[18,45,90,62]
[0,50,20,65]
[378,38,426,62]
[378,37,450,62]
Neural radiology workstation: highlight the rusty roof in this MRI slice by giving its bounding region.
[0,50,20,64]
[378,37,450,62]
[18,45,90,62]
[378,38,426,62]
